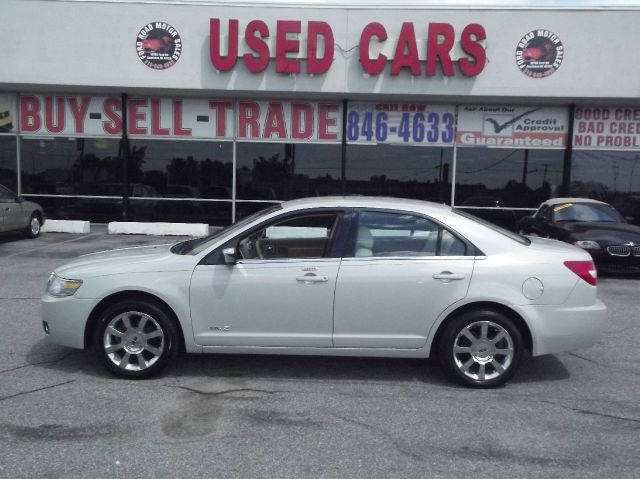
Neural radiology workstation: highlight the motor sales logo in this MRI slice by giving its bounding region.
[515,29,564,78]
[136,21,183,70]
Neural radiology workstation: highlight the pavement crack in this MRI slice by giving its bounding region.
[0,380,75,402]
[164,385,283,396]
[332,413,424,462]
[0,352,82,375]
[0,297,41,300]
[567,352,640,375]
[568,352,603,365]
[538,400,640,425]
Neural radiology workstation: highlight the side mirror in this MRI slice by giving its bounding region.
[16,196,25,203]
[222,247,236,265]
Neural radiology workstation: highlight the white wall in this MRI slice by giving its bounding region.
[3,0,639,101]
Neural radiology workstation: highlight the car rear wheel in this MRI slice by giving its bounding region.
[438,309,524,388]
[94,300,179,379]
[25,213,41,238]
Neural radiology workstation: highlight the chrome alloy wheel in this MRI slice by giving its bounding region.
[103,311,165,372]
[452,320,514,382]
[30,216,41,236]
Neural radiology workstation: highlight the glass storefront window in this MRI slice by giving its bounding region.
[128,140,232,200]
[236,143,341,201]
[571,150,640,226]
[0,136,17,192]
[21,137,121,195]
[126,139,233,224]
[455,148,564,208]
[345,145,452,204]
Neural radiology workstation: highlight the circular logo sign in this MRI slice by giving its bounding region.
[515,29,564,78]
[136,21,183,70]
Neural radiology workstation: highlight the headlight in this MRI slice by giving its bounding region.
[47,273,83,297]
[573,240,601,251]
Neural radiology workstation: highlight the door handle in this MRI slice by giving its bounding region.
[432,271,466,281]
[296,274,329,283]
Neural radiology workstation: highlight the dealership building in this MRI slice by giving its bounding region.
[2,0,640,228]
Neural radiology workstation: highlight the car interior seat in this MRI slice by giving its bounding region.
[355,226,374,257]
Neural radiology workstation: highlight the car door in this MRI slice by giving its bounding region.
[333,210,475,349]
[190,209,345,347]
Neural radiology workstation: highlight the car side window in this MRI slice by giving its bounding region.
[352,211,466,257]
[0,185,14,202]
[538,205,552,221]
[238,213,340,260]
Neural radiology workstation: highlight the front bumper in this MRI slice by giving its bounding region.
[41,294,97,349]
[520,299,607,356]
[589,248,640,274]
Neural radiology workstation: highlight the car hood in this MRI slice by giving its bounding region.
[54,244,194,278]
[559,221,640,243]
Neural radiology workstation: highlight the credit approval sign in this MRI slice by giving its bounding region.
[456,105,569,148]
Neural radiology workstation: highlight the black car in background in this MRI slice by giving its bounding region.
[519,198,640,273]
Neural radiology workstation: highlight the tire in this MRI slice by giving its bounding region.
[24,213,41,239]
[93,300,179,379]
[438,309,524,388]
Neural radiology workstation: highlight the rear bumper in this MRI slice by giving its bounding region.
[520,299,607,356]
[41,294,97,349]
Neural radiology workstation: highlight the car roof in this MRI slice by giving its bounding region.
[540,197,608,207]
[280,196,453,214]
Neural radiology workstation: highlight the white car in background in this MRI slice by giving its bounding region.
[42,197,606,388]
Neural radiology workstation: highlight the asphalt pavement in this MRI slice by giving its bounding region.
[0,230,638,478]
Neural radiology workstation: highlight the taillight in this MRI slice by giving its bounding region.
[564,260,597,286]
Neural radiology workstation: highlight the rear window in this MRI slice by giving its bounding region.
[454,209,531,246]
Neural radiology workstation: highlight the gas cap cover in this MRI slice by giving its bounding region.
[522,277,544,300]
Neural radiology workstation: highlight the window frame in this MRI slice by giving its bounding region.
[343,208,480,259]
[199,207,353,265]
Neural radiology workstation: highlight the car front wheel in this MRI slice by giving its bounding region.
[438,310,524,388]
[25,213,41,238]
[94,300,179,379]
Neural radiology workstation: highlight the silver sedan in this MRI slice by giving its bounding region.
[41,197,606,388]
[0,184,45,238]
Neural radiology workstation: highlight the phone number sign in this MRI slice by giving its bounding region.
[346,103,455,146]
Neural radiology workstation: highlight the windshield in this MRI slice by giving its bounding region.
[552,202,623,223]
[454,208,531,246]
[171,205,282,255]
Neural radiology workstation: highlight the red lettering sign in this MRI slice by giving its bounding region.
[244,20,270,73]
[128,98,148,135]
[210,19,239,71]
[103,98,122,135]
[276,21,301,74]
[44,96,65,133]
[390,23,420,76]
[426,23,455,76]
[307,21,334,74]
[68,97,90,134]
[359,23,388,75]
[20,96,41,132]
